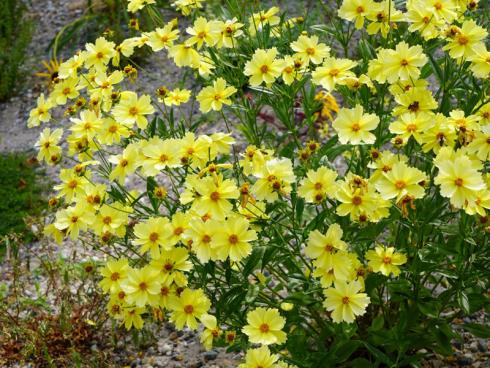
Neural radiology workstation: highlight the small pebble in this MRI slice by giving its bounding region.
[203,350,219,361]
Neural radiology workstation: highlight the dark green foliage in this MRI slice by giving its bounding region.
[0,153,46,245]
[0,0,33,101]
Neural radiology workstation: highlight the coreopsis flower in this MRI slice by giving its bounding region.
[186,17,220,49]
[323,280,370,323]
[28,94,54,127]
[242,307,287,345]
[338,0,375,29]
[240,145,273,176]
[148,247,192,285]
[406,2,444,40]
[332,105,379,145]
[379,42,428,83]
[169,42,200,68]
[69,110,103,140]
[244,48,284,87]
[51,77,80,105]
[148,23,180,51]
[191,175,239,219]
[84,37,116,71]
[200,314,221,350]
[443,20,488,59]
[168,288,211,330]
[366,245,407,276]
[467,125,490,161]
[365,1,403,38]
[122,307,145,330]
[290,34,330,65]
[428,0,457,22]
[90,70,124,111]
[305,223,348,268]
[121,266,161,307]
[215,18,244,48]
[197,78,237,112]
[127,0,155,12]
[164,88,191,106]
[58,54,85,79]
[44,224,64,245]
[214,216,257,262]
[133,217,172,258]
[184,218,220,262]
[35,128,63,164]
[54,168,88,201]
[311,57,358,91]
[312,251,353,286]
[139,137,181,176]
[99,259,130,293]
[251,157,296,202]
[434,151,485,208]
[248,7,280,35]
[375,162,427,203]
[112,91,155,129]
[476,102,490,125]
[98,118,131,145]
[155,277,176,309]
[420,113,457,153]
[393,87,438,116]
[93,203,131,237]
[467,43,490,78]
[298,166,338,203]
[54,203,95,240]
[173,0,204,15]
[239,346,279,368]
[464,188,490,216]
[108,144,141,183]
[389,112,434,144]
[82,183,107,209]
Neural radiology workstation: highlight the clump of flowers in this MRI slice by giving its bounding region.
[29,0,489,366]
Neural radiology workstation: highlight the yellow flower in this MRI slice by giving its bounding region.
[51,77,80,105]
[108,144,141,183]
[305,222,348,264]
[149,247,192,285]
[54,203,95,240]
[70,110,103,140]
[420,113,457,153]
[311,57,357,91]
[379,42,428,83]
[434,152,485,208]
[375,162,427,202]
[168,288,211,330]
[54,168,88,201]
[290,34,330,65]
[98,118,131,145]
[84,37,116,71]
[332,104,379,145]
[214,216,257,262]
[35,128,63,165]
[133,217,172,258]
[200,314,221,350]
[248,7,281,35]
[28,94,54,127]
[429,0,457,22]
[251,158,296,202]
[148,23,180,51]
[393,87,438,116]
[406,2,444,41]
[43,224,64,245]
[112,91,155,129]
[191,175,239,219]
[244,48,284,87]
[323,280,370,323]
[215,18,244,48]
[389,112,433,144]
[338,0,376,29]
[443,20,487,59]
[140,137,181,176]
[91,70,124,111]
[298,166,338,203]
[58,54,84,79]
[169,42,200,68]
[239,346,279,368]
[186,17,220,49]
[122,306,145,330]
[468,43,490,79]
[99,259,129,294]
[121,266,161,307]
[312,251,353,287]
[94,203,131,238]
[366,245,407,276]
[164,88,191,106]
[242,307,287,345]
[467,124,490,161]
[127,0,155,12]
[197,78,237,112]
[365,1,403,38]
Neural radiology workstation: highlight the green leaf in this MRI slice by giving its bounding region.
[242,246,266,276]
[462,323,490,338]
[334,340,361,363]
[369,315,384,332]
[457,291,470,314]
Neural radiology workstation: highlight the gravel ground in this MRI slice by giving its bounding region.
[0,1,489,367]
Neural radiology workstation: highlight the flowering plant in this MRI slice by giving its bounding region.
[29,0,489,366]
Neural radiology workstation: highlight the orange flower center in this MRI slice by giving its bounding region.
[454,178,464,187]
[184,305,194,314]
[259,323,270,333]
